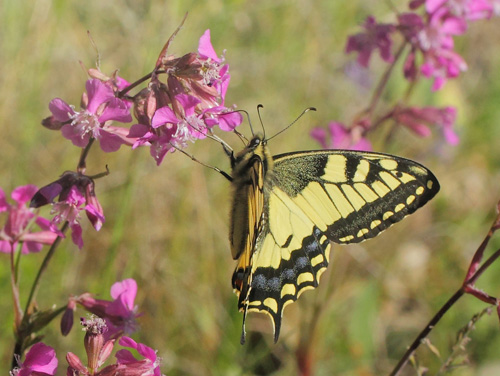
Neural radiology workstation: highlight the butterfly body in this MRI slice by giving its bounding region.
[228,134,439,343]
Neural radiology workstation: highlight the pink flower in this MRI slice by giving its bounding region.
[0,185,59,254]
[115,337,162,376]
[48,79,134,152]
[66,316,117,376]
[398,5,471,89]
[311,122,372,151]
[345,16,396,68]
[128,29,242,165]
[31,172,105,250]
[11,342,58,376]
[75,279,140,340]
[426,0,494,21]
[393,106,459,144]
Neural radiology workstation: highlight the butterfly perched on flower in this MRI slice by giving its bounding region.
[223,126,439,343]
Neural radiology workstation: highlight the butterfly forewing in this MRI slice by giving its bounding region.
[271,150,439,244]
[229,136,440,343]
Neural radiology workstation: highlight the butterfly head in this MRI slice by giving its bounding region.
[230,133,271,170]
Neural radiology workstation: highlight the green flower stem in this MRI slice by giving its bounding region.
[23,221,69,317]
[10,243,23,329]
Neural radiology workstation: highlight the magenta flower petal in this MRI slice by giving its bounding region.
[20,342,58,376]
[98,130,127,152]
[12,185,38,205]
[98,98,133,124]
[217,111,243,131]
[118,336,137,349]
[176,93,201,116]
[110,279,137,305]
[152,106,179,128]
[85,79,115,114]
[70,223,83,250]
[49,98,75,122]
[22,231,59,246]
[0,188,8,212]
[198,29,220,62]
[61,123,91,148]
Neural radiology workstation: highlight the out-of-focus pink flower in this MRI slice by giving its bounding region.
[30,172,105,250]
[426,0,494,21]
[311,122,372,151]
[75,279,140,340]
[393,106,459,144]
[345,16,396,68]
[0,185,59,254]
[115,337,162,376]
[47,79,134,152]
[10,342,58,376]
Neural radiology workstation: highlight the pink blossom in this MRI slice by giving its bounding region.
[31,172,105,231]
[48,79,134,152]
[116,337,162,376]
[0,185,59,254]
[345,16,396,67]
[393,106,459,144]
[31,172,105,249]
[398,7,469,90]
[75,279,140,339]
[311,122,372,151]
[426,0,494,20]
[128,30,242,165]
[10,342,58,376]
[66,316,117,376]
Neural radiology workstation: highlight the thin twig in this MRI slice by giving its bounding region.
[390,210,500,375]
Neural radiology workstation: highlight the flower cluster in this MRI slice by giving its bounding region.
[42,29,242,166]
[347,0,497,90]
[313,0,497,150]
[129,29,242,165]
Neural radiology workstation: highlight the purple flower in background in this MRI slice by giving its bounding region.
[311,122,372,151]
[10,342,58,376]
[0,185,59,254]
[48,79,134,152]
[345,16,396,67]
[426,0,494,20]
[393,106,459,144]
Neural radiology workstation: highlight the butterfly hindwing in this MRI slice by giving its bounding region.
[229,136,439,342]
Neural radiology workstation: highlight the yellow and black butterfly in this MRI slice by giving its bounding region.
[224,129,439,343]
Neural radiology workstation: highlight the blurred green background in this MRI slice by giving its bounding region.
[2,1,500,375]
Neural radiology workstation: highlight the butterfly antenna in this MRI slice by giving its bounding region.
[233,129,249,145]
[266,107,317,142]
[169,143,233,182]
[256,104,266,139]
[185,119,234,155]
